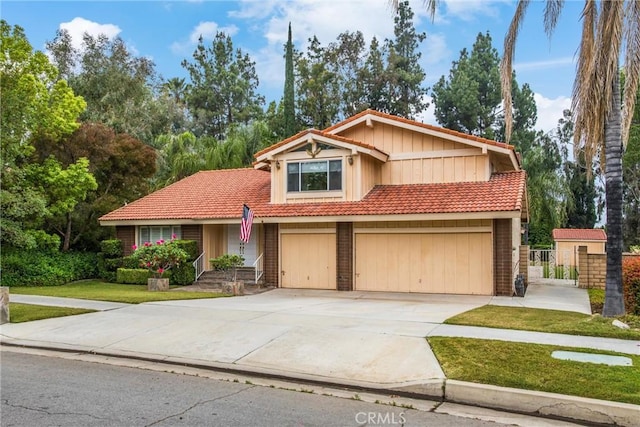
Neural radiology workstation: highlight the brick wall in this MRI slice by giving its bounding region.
[519,245,529,285]
[577,248,640,289]
[116,226,135,256]
[181,224,203,254]
[264,223,279,287]
[493,219,513,296]
[336,222,353,291]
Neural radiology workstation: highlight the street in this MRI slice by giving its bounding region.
[0,349,572,427]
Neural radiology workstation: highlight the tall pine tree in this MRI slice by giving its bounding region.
[283,23,296,138]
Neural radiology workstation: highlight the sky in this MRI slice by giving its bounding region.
[3,0,585,134]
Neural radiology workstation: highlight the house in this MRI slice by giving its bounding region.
[552,228,607,267]
[100,110,528,296]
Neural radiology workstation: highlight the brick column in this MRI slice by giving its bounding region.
[336,222,353,291]
[116,226,136,256]
[577,246,588,288]
[519,245,529,285]
[264,223,279,287]
[493,219,513,296]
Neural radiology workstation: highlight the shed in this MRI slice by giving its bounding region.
[552,228,607,266]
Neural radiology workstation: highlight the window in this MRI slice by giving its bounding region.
[287,160,342,192]
[139,226,181,245]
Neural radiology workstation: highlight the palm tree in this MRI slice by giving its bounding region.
[501,1,639,317]
[162,77,186,105]
[394,0,639,316]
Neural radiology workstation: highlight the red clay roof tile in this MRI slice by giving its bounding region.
[552,228,607,241]
[100,169,526,222]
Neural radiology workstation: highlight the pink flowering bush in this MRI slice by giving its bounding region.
[131,238,188,278]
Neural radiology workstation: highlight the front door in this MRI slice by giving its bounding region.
[227,224,257,267]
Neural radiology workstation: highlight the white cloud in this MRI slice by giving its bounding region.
[441,0,509,22]
[415,95,438,126]
[514,56,575,72]
[170,21,239,55]
[60,17,121,50]
[534,93,571,133]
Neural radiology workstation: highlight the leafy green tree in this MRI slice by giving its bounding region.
[46,30,177,146]
[1,20,86,249]
[296,36,341,128]
[432,32,501,139]
[182,32,264,139]
[361,37,389,112]
[326,30,368,118]
[283,23,297,137]
[34,123,157,250]
[623,84,640,249]
[384,0,428,119]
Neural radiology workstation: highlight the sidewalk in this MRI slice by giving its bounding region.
[1,289,638,426]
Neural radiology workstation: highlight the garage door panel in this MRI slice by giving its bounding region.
[281,234,336,289]
[355,232,492,295]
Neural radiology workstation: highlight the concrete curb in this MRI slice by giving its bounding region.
[2,339,637,426]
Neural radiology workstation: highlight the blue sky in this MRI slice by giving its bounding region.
[3,0,584,133]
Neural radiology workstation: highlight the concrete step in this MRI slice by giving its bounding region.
[197,267,258,285]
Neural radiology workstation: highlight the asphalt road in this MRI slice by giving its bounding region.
[0,350,515,427]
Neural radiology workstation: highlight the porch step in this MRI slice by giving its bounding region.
[196,267,259,286]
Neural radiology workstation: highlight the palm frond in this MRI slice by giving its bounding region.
[622,0,640,146]
[544,0,565,37]
[501,0,531,143]
[572,0,598,166]
[388,0,439,21]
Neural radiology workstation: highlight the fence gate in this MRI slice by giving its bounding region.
[529,249,573,280]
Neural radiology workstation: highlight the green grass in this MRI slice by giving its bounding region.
[10,280,227,304]
[444,305,640,340]
[9,303,95,323]
[429,337,640,405]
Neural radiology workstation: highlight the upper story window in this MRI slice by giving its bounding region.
[139,226,181,245]
[287,160,342,192]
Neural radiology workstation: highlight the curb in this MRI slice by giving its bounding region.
[2,340,638,426]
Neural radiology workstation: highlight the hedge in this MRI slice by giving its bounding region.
[0,250,98,287]
[623,257,640,315]
[116,268,151,285]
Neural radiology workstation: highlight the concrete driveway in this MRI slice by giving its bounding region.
[1,289,491,391]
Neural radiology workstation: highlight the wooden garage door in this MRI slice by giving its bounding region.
[281,233,336,289]
[355,233,492,294]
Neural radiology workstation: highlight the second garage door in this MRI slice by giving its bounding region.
[355,233,493,294]
[281,233,336,289]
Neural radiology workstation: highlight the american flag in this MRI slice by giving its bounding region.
[240,204,254,243]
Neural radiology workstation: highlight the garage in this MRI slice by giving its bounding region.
[354,232,493,294]
[281,233,336,289]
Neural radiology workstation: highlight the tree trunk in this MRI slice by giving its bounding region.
[602,72,625,317]
[62,212,72,252]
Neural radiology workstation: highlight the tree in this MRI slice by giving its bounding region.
[182,32,265,139]
[432,32,502,138]
[326,30,368,118]
[1,20,86,249]
[384,1,428,119]
[296,36,341,128]
[46,30,180,146]
[283,23,297,138]
[34,123,157,250]
[623,83,640,249]
[361,37,389,112]
[501,1,640,317]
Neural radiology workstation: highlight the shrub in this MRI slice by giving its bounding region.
[100,240,123,257]
[173,240,199,261]
[116,268,151,285]
[623,257,640,315]
[170,263,195,286]
[0,250,98,287]
[131,239,189,278]
[210,254,244,281]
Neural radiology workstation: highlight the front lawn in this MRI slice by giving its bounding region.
[10,280,227,304]
[9,303,95,323]
[445,305,640,340]
[429,337,640,405]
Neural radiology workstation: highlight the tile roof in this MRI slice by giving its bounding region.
[100,169,526,222]
[552,228,607,241]
[254,128,388,160]
[324,109,515,151]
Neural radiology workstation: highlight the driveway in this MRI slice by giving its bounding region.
[1,289,491,391]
